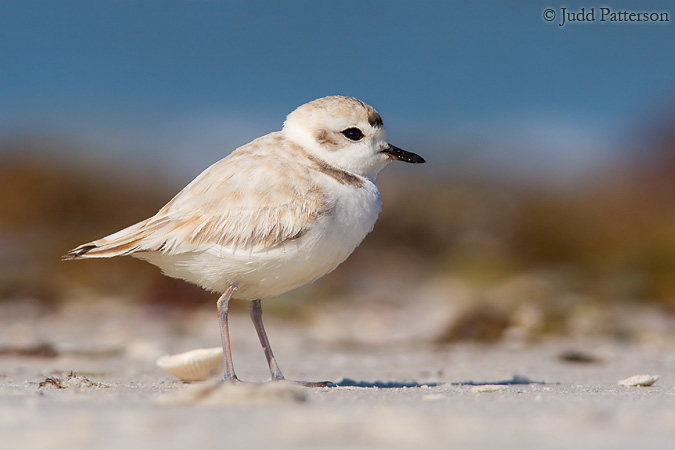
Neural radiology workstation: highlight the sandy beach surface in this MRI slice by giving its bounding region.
[1,298,673,450]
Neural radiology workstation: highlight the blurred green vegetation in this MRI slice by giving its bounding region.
[1,128,675,340]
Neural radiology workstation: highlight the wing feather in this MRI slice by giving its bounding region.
[63,133,330,259]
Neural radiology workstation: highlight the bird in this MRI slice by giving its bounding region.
[63,95,425,385]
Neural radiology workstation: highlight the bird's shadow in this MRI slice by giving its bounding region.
[327,374,550,388]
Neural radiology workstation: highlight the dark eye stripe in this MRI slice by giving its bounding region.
[342,128,363,141]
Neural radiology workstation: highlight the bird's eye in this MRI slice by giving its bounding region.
[342,128,364,141]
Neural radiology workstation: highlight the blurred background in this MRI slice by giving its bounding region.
[1,0,675,349]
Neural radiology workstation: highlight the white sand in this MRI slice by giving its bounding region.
[1,300,674,449]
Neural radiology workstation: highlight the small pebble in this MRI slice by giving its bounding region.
[617,374,659,387]
[471,385,507,393]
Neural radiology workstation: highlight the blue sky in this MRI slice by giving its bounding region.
[1,1,674,182]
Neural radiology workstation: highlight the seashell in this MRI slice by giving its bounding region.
[617,374,659,387]
[156,347,224,382]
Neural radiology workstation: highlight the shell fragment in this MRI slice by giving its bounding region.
[617,374,659,387]
[156,347,224,382]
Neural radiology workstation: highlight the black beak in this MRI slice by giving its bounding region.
[381,145,426,164]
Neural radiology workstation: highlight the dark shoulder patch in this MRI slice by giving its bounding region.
[306,154,365,188]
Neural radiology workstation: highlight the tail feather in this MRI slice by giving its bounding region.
[62,219,161,260]
[62,238,146,260]
[62,244,98,260]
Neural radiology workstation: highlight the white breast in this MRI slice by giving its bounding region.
[138,178,382,300]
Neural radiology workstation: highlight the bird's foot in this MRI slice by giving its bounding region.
[221,375,243,384]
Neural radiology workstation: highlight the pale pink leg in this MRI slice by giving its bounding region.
[249,299,331,387]
[217,284,239,382]
[249,299,285,381]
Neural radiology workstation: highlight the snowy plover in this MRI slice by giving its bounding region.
[64,96,425,385]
